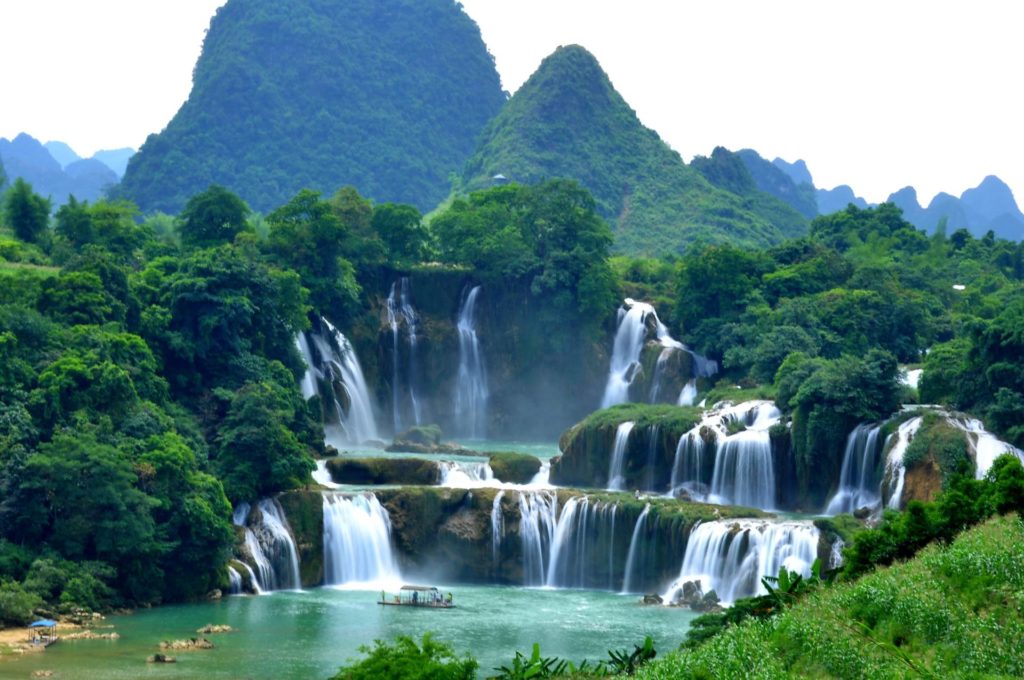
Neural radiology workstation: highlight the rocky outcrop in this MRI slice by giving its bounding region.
[325,457,440,485]
[553,404,701,489]
[488,452,542,484]
[275,491,324,587]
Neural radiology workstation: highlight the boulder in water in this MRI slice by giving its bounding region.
[197,624,233,634]
[488,452,542,484]
[159,638,214,651]
[642,594,663,605]
[147,654,176,663]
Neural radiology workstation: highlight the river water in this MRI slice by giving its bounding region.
[2,585,695,679]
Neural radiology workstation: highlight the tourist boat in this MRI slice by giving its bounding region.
[378,585,455,608]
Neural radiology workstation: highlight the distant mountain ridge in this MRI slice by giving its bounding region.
[0,133,119,205]
[461,45,807,254]
[117,0,506,214]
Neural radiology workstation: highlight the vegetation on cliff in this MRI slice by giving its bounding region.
[461,45,803,255]
[117,0,504,214]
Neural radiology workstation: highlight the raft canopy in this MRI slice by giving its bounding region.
[30,620,57,627]
[400,585,439,592]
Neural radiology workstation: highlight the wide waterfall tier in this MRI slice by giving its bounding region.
[297,316,380,444]
[322,493,402,588]
[662,519,821,604]
[501,491,688,593]
[601,298,718,409]
[670,401,782,510]
[824,424,884,515]
[233,499,302,592]
[386,277,422,433]
[454,285,488,439]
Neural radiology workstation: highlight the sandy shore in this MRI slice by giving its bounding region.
[0,622,88,660]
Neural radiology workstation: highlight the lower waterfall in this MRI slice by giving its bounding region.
[227,565,242,595]
[439,460,495,488]
[824,424,884,515]
[233,499,301,592]
[621,504,650,593]
[883,417,922,509]
[663,520,820,604]
[545,496,620,589]
[322,493,401,588]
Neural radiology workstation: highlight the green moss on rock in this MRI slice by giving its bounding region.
[489,452,542,484]
[325,457,439,485]
[276,490,325,587]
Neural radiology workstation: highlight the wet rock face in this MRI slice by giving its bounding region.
[903,457,943,504]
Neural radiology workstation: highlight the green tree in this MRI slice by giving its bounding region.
[331,633,477,680]
[3,178,51,243]
[371,203,428,264]
[178,185,251,249]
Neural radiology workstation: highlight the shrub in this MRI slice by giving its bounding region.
[330,633,477,680]
[0,580,42,626]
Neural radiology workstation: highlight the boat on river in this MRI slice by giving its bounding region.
[378,585,455,608]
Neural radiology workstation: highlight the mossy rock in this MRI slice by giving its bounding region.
[489,452,542,484]
[395,424,442,446]
[276,490,325,587]
[325,457,439,485]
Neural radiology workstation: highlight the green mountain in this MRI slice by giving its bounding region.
[460,45,805,255]
[117,0,505,214]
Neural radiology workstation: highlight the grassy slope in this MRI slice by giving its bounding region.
[635,514,1024,679]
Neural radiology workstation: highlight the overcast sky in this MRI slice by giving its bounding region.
[1,0,1020,205]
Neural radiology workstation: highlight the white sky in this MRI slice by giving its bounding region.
[1,0,1021,206]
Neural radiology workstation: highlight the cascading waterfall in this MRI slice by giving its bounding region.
[227,565,242,595]
[439,460,495,488]
[643,425,661,491]
[663,520,820,604]
[621,504,650,593]
[607,421,636,491]
[959,418,1024,479]
[233,500,301,592]
[883,417,922,509]
[322,493,401,587]
[295,333,318,400]
[829,537,846,570]
[824,424,884,515]
[518,491,558,586]
[455,285,488,439]
[302,318,380,444]
[677,380,698,406]
[602,298,718,409]
[491,490,505,563]
[386,278,422,432]
[545,497,620,589]
[707,404,779,510]
[312,459,341,489]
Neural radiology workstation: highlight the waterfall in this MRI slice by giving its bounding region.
[678,380,697,406]
[602,300,669,408]
[322,493,401,587]
[883,417,922,509]
[529,461,551,487]
[669,401,780,510]
[303,318,380,444]
[824,424,884,515]
[708,403,780,509]
[607,421,636,491]
[648,348,674,403]
[227,565,242,595]
[518,491,558,586]
[386,278,421,433]
[621,504,651,593]
[233,500,301,592]
[644,425,660,491]
[828,537,846,570]
[295,333,318,400]
[959,418,1024,479]
[455,285,488,439]
[312,459,341,489]
[491,490,505,563]
[663,520,820,604]
[438,460,495,488]
[545,497,621,589]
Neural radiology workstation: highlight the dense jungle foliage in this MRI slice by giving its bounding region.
[461,45,806,256]
[0,177,616,620]
[116,0,505,214]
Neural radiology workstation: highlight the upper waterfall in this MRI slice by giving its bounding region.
[455,285,488,439]
[386,277,422,433]
[298,317,381,445]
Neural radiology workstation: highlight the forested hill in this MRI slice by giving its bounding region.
[461,45,807,255]
[116,0,505,215]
